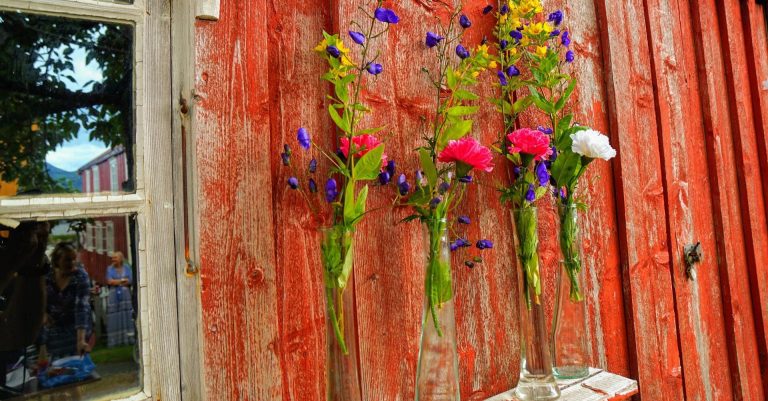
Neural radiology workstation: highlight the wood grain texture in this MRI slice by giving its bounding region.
[592,0,686,399]
[689,0,767,399]
[644,0,736,399]
[267,2,332,400]
[195,0,283,399]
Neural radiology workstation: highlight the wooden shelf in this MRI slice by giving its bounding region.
[484,369,638,401]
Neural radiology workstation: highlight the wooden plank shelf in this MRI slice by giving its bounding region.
[485,369,638,401]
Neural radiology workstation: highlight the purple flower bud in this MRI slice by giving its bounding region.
[456,44,470,59]
[513,166,522,178]
[450,242,459,252]
[309,157,317,173]
[548,10,564,26]
[374,7,400,24]
[500,4,509,15]
[297,127,311,149]
[465,260,476,269]
[506,65,520,77]
[438,182,450,194]
[538,126,553,135]
[397,174,410,195]
[565,50,575,63]
[455,238,470,248]
[281,152,290,166]
[499,39,509,50]
[426,32,444,48]
[459,14,471,29]
[429,197,442,208]
[562,31,571,47]
[525,183,536,202]
[349,31,366,45]
[326,45,341,58]
[288,177,299,189]
[415,170,424,186]
[459,175,473,183]
[535,162,549,187]
[378,171,391,185]
[560,188,567,201]
[386,160,396,176]
[510,29,523,42]
[308,178,318,193]
[482,5,493,14]
[497,70,508,86]
[325,179,338,202]
[551,29,561,37]
[550,146,558,162]
[476,239,494,250]
[458,215,470,224]
[366,63,383,75]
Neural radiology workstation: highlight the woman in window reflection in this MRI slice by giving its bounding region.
[38,242,92,361]
[105,252,135,347]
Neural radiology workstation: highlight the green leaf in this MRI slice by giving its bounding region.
[353,185,369,222]
[343,181,357,224]
[551,151,582,190]
[554,78,577,112]
[454,89,479,101]
[334,81,349,103]
[419,149,438,189]
[529,86,554,114]
[446,105,479,117]
[357,126,385,135]
[337,244,354,288]
[512,95,534,114]
[440,120,473,145]
[352,144,385,180]
[328,104,350,133]
[446,68,458,90]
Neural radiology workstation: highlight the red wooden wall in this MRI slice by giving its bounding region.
[193,0,768,400]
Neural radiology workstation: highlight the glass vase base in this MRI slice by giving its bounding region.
[553,365,589,380]
[514,373,560,401]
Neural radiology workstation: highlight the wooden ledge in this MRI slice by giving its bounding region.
[484,368,638,401]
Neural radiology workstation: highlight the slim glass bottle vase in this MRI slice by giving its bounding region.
[415,218,460,401]
[321,226,362,401]
[511,207,560,401]
[550,204,590,379]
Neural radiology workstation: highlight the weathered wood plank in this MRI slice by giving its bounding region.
[688,0,767,399]
[592,0,686,399]
[267,2,332,400]
[643,0,737,399]
[195,0,283,399]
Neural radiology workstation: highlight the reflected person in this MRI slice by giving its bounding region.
[38,242,92,361]
[105,251,134,347]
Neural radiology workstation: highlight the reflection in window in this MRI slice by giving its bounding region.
[0,11,135,196]
[0,215,140,399]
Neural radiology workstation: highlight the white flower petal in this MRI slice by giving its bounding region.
[570,129,616,160]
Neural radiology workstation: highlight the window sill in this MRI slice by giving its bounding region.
[485,368,638,401]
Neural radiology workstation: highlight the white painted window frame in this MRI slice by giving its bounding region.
[0,1,187,400]
[110,157,119,193]
[91,164,100,193]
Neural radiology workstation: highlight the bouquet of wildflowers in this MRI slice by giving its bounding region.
[397,9,494,335]
[280,2,399,354]
[490,1,616,303]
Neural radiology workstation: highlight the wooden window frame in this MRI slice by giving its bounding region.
[0,0,196,400]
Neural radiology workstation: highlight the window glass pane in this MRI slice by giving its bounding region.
[0,11,135,196]
[0,215,141,399]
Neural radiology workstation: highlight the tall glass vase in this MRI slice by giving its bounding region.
[511,207,560,401]
[550,204,589,379]
[415,218,460,401]
[321,227,362,401]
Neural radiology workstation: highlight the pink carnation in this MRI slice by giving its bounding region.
[437,137,494,172]
[340,134,388,167]
[507,128,553,160]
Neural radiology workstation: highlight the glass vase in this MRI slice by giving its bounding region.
[511,207,560,401]
[321,227,362,401]
[415,218,460,401]
[550,204,589,379]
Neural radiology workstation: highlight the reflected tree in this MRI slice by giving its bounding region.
[0,11,133,192]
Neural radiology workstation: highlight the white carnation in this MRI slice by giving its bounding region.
[570,129,616,160]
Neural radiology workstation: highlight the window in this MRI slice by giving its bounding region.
[0,0,184,400]
[92,165,100,193]
[110,157,119,193]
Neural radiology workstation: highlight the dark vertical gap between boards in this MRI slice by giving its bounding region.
[590,0,641,388]
[737,1,768,396]
[638,0,690,398]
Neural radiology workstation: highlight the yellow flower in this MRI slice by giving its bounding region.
[476,44,490,55]
[520,37,530,46]
[536,46,547,57]
[336,40,350,54]
[472,71,480,78]
[527,22,552,36]
[510,47,518,56]
[341,55,355,67]
[314,39,328,53]
[489,61,498,69]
